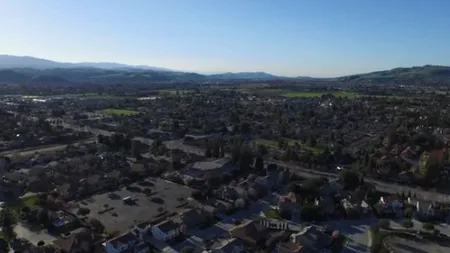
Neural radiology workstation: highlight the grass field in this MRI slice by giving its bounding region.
[80,93,125,100]
[99,108,140,116]
[282,91,360,98]
[237,88,360,98]
[158,89,194,95]
[254,138,322,154]
[8,195,40,216]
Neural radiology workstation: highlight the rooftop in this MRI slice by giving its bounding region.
[69,178,193,233]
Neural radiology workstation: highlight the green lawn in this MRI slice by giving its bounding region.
[282,91,360,98]
[237,88,361,98]
[8,195,40,216]
[80,93,125,100]
[158,89,194,95]
[99,108,140,116]
[253,138,322,154]
[264,209,282,219]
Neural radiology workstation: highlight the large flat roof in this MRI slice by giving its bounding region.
[69,178,194,233]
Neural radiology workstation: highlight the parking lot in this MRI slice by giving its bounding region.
[70,178,193,233]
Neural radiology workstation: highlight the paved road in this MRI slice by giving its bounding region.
[1,138,96,159]
[273,161,450,204]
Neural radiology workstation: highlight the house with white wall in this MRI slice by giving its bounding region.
[151,219,181,241]
[104,232,148,253]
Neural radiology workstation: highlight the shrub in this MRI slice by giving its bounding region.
[422,222,434,231]
[378,219,390,229]
[402,219,414,228]
[182,247,194,253]
[77,207,90,216]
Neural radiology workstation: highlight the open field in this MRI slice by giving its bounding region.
[238,88,360,98]
[282,91,359,98]
[99,108,140,116]
[253,138,322,154]
[158,89,194,95]
[237,88,436,100]
[79,93,126,100]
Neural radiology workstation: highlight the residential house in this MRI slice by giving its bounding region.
[378,196,403,217]
[151,219,181,241]
[211,238,245,253]
[229,220,270,247]
[175,208,208,231]
[133,221,152,240]
[408,197,436,218]
[278,192,299,217]
[104,232,148,253]
[50,210,79,232]
[290,226,332,253]
[52,228,94,253]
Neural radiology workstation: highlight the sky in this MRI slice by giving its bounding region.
[1,0,450,77]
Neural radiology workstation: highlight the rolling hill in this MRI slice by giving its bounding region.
[338,65,450,84]
[1,55,450,85]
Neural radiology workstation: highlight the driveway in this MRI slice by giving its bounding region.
[322,218,377,253]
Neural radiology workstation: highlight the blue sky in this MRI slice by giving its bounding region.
[1,0,449,77]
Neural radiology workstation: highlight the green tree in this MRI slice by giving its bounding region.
[402,219,413,228]
[339,169,360,190]
[181,247,194,253]
[0,208,17,239]
[377,219,390,229]
[422,222,434,231]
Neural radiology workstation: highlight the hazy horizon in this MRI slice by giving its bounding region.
[1,0,450,77]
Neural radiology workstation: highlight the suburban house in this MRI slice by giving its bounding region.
[289,226,332,253]
[229,220,270,247]
[278,192,299,216]
[175,208,208,230]
[104,232,148,253]
[52,228,94,253]
[133,221,152,240]
[408,197,436,218]
[210,238,245,253]
[151,219,181,241]
[378,196,403,216]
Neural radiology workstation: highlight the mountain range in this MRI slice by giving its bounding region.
[0,55,449,85]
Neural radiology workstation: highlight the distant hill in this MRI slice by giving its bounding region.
[209,72,281,80]
[1,55,450,85]
[0,55,173,71]
[338,65,450,85]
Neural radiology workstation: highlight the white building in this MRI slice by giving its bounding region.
[151,220,181,241]
[104,232,148,253]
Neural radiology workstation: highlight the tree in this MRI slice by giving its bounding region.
[422,222,434,231]
[254,156,264,170]
[77,207,91,216]
[377,219,390,229]
[339,169,360,190]
[239,144,254,170]
[182,248,194,253]
[205,148,212,158]
[402,219,413,228]
[0,208,17,238]
[403,207,413,218]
